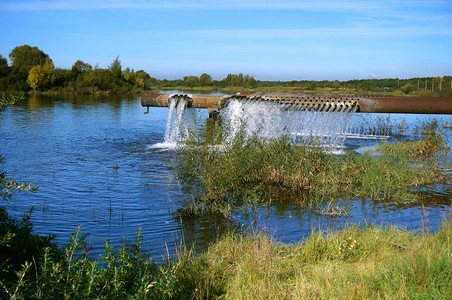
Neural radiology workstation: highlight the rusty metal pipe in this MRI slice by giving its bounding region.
[357,97,452,114]
[141,93,452,114]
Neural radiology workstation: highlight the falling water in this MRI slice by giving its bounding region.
[159,96,391,150]
[220,98,358,149]
[160,95,195,147]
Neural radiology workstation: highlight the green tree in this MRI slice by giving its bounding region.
[434,76,441,91]
[122,67,138,86]
[357,81,371,91]
[230,74,240,86]
[42,59,55,88]
[86,68,114,91]
[244,75,257,88]
[333,80,340,90]
[0,55,8,75]
[136,70,150,81]
[308,81,317,90]
[71,60,92,74]
[109,56,122,78]
[200,73,212,86]
[401,83,414,94]
[0,55,10,91]
[7,45,50,91]
[52,68,72,88]
[183,76,200,87]
[9,45,49,71]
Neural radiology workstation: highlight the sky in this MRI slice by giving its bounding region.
[1,0,451,81]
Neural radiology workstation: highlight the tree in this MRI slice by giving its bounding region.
[71,60,92,73]
[0,55,8,74]
[333,81,340,90]
[200,73,212,86]
[357,81,370,91]
[109,56,122,78]
[27,59,55,90]
[27,65,45,90]
[434,76,441,91]
[400,83,414,94]
[0,55,10,90]
[183,76,200,87]
[135,77,144,88]
[9,45,49,71]
[136,70,150,81]
[43,59,55,88]
[230,74,240,86]
[86,68,114,91]
[244,75,257,88]
[308,81,317,90]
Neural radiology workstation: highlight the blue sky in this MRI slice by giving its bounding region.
[1,0,451,81]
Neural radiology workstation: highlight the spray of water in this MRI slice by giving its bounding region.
[154,96,388,151]
[221,98,357,149]
[152,95,195,149]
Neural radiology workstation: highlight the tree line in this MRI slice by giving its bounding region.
[1,45,451,96]
[0,45,152,93]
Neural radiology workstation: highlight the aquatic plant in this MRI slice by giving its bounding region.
[174,119,447,216]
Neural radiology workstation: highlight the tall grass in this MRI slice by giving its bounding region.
[0,224,184,299]
[174,119,448,216]
[3,217,450,299]
[181,217,451,299]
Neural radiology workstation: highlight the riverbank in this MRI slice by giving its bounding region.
[2,84,449,98]
[1,213,450,299]
[159,85,449,97]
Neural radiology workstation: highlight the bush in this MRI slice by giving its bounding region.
[0,208,57,293]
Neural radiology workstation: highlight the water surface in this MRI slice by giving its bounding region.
[0,94,450,262]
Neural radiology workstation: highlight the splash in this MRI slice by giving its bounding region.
[152,95,195,149]
[221,98,357,149]
[154,96,391,151]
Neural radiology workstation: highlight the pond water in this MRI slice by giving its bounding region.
[0,94,450,262]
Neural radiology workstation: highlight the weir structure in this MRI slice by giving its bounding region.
[141,93,452,115]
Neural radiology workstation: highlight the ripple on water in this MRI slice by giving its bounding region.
[0,95,450,263]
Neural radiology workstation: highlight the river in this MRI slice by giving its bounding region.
[0,94,450,262]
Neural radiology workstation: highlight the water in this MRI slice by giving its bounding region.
[0,94,450,262]
[220,98,357,149]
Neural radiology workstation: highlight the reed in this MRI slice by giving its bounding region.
[174,120,447,216]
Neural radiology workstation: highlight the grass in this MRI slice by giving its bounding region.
[174,119,448,216]
[158,85,443,97]
[2,213,450,299]
[378,119,449,158]
[189,218,452,299]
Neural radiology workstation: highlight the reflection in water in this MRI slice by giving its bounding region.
[0,94,450,262]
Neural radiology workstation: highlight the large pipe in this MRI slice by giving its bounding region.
[357,97,452,114]
[141,93,452,114]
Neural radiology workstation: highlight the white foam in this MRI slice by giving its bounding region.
[148,142,178,150]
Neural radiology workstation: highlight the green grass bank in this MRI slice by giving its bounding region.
[1,213,450,299]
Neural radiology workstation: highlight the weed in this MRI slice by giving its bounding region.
[174,119,447,216]
[1,207,450,299]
